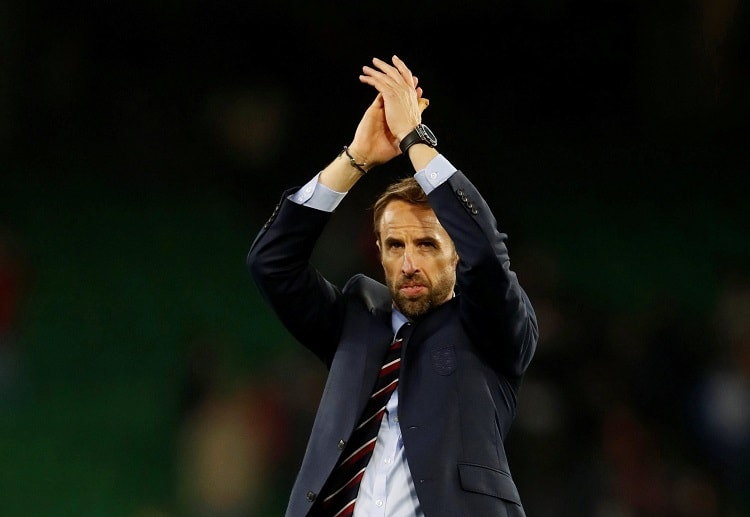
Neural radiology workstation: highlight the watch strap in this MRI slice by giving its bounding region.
[399,124,436,154]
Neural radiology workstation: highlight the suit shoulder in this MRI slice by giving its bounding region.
[342,274,391,312]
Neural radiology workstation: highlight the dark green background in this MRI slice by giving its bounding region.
[2,1,748,515]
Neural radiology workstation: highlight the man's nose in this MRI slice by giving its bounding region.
[401,251,418,275]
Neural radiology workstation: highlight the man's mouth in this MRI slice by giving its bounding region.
[399,283,426,297]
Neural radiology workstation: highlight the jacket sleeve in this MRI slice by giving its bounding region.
[428,171,538,378]
[246,189,346,362]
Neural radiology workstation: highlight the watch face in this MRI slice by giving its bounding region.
[416,124,437,147]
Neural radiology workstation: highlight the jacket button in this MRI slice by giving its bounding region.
[338,439,346,450]
[306,491,317,502]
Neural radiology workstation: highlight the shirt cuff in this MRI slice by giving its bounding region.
[414,154,456,194]
[289,153,456,211]
[288,172,347,212]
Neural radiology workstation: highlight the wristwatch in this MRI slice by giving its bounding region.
[399,124,437,154]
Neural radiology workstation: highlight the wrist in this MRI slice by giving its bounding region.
[395,128,414,142]
[398,124,437,155]
[339,146,370,175]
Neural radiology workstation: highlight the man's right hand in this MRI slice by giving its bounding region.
[359,55,426,143]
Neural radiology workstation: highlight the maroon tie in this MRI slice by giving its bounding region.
[313,337,403,517]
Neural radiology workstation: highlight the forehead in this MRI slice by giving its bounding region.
[379,200,447,238]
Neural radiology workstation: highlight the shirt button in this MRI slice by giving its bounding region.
[394,416,399,423]
[384,457,392,464]
[306,491,317,502]
[376,500,383,507]
[430,172,438,180]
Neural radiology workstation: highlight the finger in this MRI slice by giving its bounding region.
[373,56,408,84]
[391,55,414,82]
[371,57,395,75]
[361,65,384,78]
[359,65,385,89]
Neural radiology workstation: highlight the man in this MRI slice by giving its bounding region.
[247,55,538,517]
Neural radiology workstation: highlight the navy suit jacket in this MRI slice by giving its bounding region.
[247,169,538,517]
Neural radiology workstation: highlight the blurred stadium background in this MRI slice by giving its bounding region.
[1,1,748,516]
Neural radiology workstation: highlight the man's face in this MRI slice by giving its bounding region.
[376,200,458,319]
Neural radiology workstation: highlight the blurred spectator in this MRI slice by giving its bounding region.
[0,223,28,404]
[174,335,325,516]
[689,273,750,514]
[509,244,726,516]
